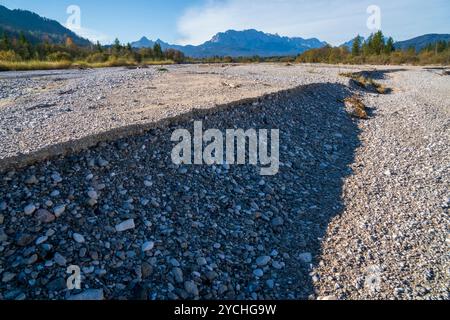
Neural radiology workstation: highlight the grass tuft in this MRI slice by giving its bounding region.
[344,95,368,119]
[340,72,390,94]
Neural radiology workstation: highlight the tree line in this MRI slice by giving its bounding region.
[0,31,185,65]
[297,31,450,65]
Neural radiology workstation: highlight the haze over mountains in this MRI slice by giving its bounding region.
[1,4,449,57]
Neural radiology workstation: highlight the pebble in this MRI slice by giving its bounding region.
[253,269,264,277]
[35,235,48,245]
[142,241,155,252]
[299,252,313,263]
[172,268,184,283]
[115,219,135,232]
[144,180,153,187]
[87,190,98,200]
[25,175,38,184]
[54,253,67,266]
[51,173,63,183]
[50,190,60,197]
[35,209,55,223]
[53,205,66,217]
[2,272,16,283]
[197,257,207,266]
[67,289,104,300]
[256,256,271,266]
[97,158,109,167]
[271,217,284,227]
[16,233,34,247]
[184,281,199,296]
[73,233,86,243]
[24,204,36,215]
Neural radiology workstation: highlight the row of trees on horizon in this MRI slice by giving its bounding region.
[0,31,186,65]
[0,30,449,67]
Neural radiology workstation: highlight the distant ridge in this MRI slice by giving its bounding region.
[394,34,450,51]
[131,29,328,57]
[0,5,91,46]
[341,33,450,51]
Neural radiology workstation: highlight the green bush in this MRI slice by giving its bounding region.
[47,51,73,62]
[0,50,21,62]
[86,52,108,63]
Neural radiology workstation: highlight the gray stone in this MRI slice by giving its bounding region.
[35,209,56,223]
[54,252,67,266]
[73,233,86,243]
[184,281,199,296]
[67,289,104,300]
[24,204,36,215]
[256,256,271,266]
[298,252,313,263]
[172,267,184,283]
[115,219,135,232]
[253,269,264,277]
[53,205,66,217]
[142,241,155,252]
[271,217,284,227]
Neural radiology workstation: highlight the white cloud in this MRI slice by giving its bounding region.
[176,0,447,46]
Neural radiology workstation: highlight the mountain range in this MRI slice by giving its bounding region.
[1,4,449,57]
[394,34,450,51]
[341,34,450,52]
[0,5,90,46]
[131,29,328,57]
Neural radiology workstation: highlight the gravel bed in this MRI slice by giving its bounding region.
[0,65,448,300]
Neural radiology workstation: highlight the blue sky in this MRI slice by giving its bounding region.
[1,0,448,45]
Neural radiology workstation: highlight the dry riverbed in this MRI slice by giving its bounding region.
[0,64,448,300]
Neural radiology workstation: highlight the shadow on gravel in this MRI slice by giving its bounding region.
[359,68,407,80]
[0,83,361,300]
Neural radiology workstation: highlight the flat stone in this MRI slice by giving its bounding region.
[115,219,135,232]
[35,235,48,245]
[54,252,67,266]
[53,205,66,217]
[35,209,56,223]
[16,233,35,247]
[256,256,271,266]
[46,277,66,292]
[73,233,86,243]
[142,241,155,252]
[2,272,16,283]
[67,289,104,300]
[184,281,199,296]
[271,217,284,227]
[298,252,313,263]
[172,267,184,283]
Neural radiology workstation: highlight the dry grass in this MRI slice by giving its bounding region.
[344,95,368,119]
[0,60,72,71]
[340,72,389,94]
[0,59,175,71]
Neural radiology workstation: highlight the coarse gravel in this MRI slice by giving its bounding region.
[0,64,448,300]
